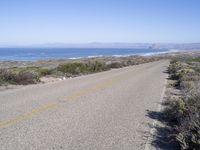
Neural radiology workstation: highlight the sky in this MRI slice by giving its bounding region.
[0,0,200,46]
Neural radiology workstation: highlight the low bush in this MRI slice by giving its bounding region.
[11,66,52,77]
[0,69,40,85]
[192,58,200,62]
[58,63,86,75]
[164,58,200,149]
[0,56,161,86]
[36,68,52,76]
[14,71,40,84]
[57,61,109,75]
[107,62,124,68]
[86,61,109,72]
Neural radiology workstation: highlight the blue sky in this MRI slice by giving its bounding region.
[0,0,200,45]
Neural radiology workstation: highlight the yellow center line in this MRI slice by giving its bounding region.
[0,102,60,129]
[66,79,116,100]
[0,69,135,129]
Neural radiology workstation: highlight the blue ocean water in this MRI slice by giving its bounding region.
[0,48,172,61]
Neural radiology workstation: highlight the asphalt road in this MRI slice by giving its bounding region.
[0,60,169,150]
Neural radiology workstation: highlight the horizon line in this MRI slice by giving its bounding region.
[0,42,200,48]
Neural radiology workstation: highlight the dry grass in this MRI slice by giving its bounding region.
[164,58,200,149]
[0,69,40,85]
[0,56,162,86]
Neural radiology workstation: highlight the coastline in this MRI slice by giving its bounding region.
[0,50,200,91]
[0,55,163,68]
[1,49,200,68]
[0,47,174,61]
[0,55,163,91]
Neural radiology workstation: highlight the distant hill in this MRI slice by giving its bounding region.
[34,43,200,49]
[1,43,200,49]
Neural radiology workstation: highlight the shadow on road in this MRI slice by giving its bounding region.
[146,109,179,150]
[143,68,180,149]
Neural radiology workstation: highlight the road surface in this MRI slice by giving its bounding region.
[0,60,169,150]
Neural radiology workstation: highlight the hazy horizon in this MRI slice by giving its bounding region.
[1,42,200,49]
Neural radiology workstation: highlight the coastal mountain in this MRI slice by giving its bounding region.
[1,43,200,50]
[32,42,200,49]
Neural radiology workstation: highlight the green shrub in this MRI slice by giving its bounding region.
[163,98,186,124]
[37,68,52,76]
[11,66,52,77]
[192,57,200,62]
[107,62,123,68]
[165,58,200,149]
[57,61,109,75]
[176,95,200,150]
[85,61,108,72]
[58,63,87,75]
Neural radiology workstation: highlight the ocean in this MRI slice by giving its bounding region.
[0,48,174,61]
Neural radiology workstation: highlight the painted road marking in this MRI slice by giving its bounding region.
[0,77,118,129]
[0,68,137,129]
[66,79,116,101]
[0,102,59,129]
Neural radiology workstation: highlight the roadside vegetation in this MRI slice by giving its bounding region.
[0,69,40,85]
[163,57,200,149]
[57,61,109,76]
[0,56,161,86]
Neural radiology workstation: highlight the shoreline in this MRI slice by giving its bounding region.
[0,50,199,68]
[0,55,163,68]
[0,51,200,91]
[0,55,163,90]
[0,48,178,62]
[0,49,199,63]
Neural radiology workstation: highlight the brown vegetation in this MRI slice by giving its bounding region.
[164,57,200,149]
[0,69,40,85]
[0,56,161,86]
